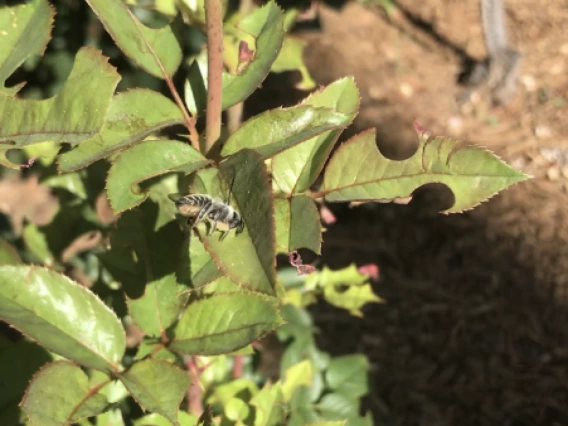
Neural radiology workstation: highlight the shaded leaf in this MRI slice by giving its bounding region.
[0,340,52,425]
[0,238,22,266]
[170,292,282,355]
[0,266,125,372]
[106,140,210,213]
[272,77,360,194]
[23,223,55,267]
[197,152,276,295]
[221,106,350,158]
[177,233,223,289]
[184,57,207,117]
[85,0,182,78]
[274,196,321,255]
[271,37,316,90]
[58,90,185,172]
[288,386,320,426]
[0,47,120,146]
[317,393,372,426]
[127,273,187,337]
[119,358,190,426]
[0,0,54,93]
[221,1,284,110]
[321,129,530,213]
[21,361,109,426]
[325,355,369,398]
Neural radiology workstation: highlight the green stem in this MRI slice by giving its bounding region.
[204,0,224,155]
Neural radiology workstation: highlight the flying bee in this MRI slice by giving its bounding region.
[169,193,245,241]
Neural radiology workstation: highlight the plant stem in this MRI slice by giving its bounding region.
[204,0,224,155]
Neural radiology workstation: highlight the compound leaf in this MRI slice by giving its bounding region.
[221,106,350,159]
[321,129,530,213]
[58,89,185,172]
[0,47,120,146]
[0,265,125,373]
[106,140,210,214]
[21,361,109,426]
[0,0,54,94]
[119,359,190,426]
[85,0,182,78]
[171,292,282,355]
[272,77,360,194]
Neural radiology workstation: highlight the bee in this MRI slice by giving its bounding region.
[169,193,245,241]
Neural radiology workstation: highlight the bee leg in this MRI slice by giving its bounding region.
[208,220,218,236]
[219,230,230,241]
[194,201,212,227]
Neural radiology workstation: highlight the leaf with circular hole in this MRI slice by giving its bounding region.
[0,266,125,372]
[321,129,530,213]
[274,196,321,255]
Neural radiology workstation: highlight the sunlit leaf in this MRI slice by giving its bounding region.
[119,358,190,425]
[177,233,223,289]
[21,361,109,426]
[85,0,182,78]
[322,281,381,317]
[250,383,284,426]
[195,152,276,295]
[22,224,55,267]
[106,140,210,213]
[271,37,316,90]
[281,360,312,402]
[0,266,125,372]
[221,106,350,159]
[171,292,282,355]
[126,273,187,337]
[318,393,372,425]
[274,196,321,254]
[0,47,120,146]
[321,129,530,213]
[272,77,360,194]
[221,1,284,110]
[288,386,320,426]
[58,90,185,172]
[0,0,54,94]
[134,411,198,426]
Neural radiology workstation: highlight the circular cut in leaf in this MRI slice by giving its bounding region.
[106,140,211,214]
[21,361,109,426]
[274,196,321,255]
[221,106,351,159]
[0,266,125,373]
[0,47,120,146]
[119,358,190,426]
[321,129,530,213]
[85,0,182,78]
[58,89,185,172]
[170,292,283,355]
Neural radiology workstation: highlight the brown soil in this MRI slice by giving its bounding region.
[252,1,568,425]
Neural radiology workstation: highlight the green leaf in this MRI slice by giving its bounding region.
[274,196,321,254]
[0,340,52,425]
[58,90,185,172]
[184,57,207,117]
[321,129,530,213]
[221,1,284,110]
[134,412,198,426]
[85,0,182,78]
[23,224,56,267]
[306,422,347,426]
[126,273,187,337]
[119,359,190,426]
[225,397,250,422]
[0,238,22,266]
[288,386,321,426]
[271,37,316,90]
[207,378,258,406]
[170,292,282,355]
[0,0,54,93]
[43,172,88,200]
[325,355,369,398]
[197,152,276,295]
[106,140,210,213]
[281,360,312,402]
[177,234,223,289]
[250,383,284,426]
[272,77,360,194]
[98,200,184,292]
[317,393,372,425]
[221,106,350,158]
[0,47,120,146]
[21,361,109,426]
[0,266,125,372]
[322,282,381,317]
